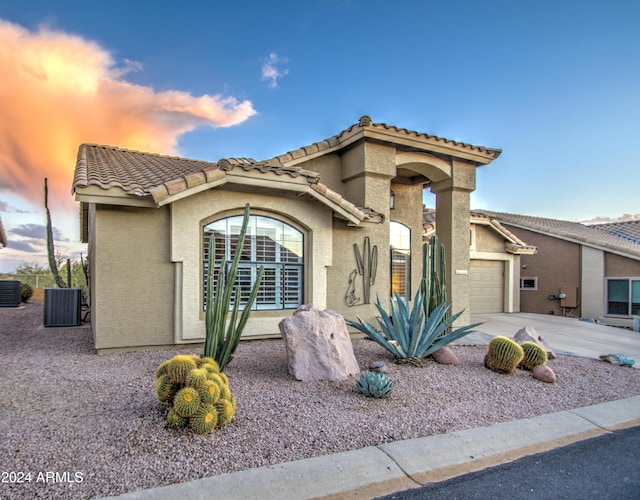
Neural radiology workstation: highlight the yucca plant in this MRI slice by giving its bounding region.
[347,287,480,365]
[204,203,264,371]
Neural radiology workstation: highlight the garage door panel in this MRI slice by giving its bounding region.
[470,260,504,313]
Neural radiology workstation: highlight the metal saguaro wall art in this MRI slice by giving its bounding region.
[346,236,378,306]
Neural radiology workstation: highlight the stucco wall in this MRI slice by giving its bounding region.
[505,227,581,316]
[93,205,174,352]
[605,252,640,277]
[170,186,333,341]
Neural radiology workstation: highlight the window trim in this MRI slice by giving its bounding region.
[605,277,640,317]
[520,277,538,291]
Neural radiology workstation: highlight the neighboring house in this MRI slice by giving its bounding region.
[0,215,6,249]
[72,115,502,353]
[589,220,640,245]
[423,209,537,314]
[477,211,640,328]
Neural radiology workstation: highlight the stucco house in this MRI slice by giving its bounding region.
[72,116,502,353]
[476,211,640,328]
[423,209,538,314]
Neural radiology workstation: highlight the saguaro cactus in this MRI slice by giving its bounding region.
[354,237,377,304]
[44,178,66,288]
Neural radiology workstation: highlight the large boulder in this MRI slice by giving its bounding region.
[279,304,360,382]
[513,326,556,359]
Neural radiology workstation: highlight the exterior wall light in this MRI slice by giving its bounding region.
[390,190,395,209]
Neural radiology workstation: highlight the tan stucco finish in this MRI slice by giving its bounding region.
[77,119,503,352]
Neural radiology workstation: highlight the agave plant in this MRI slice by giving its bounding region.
[356,371,393,398]
[346,287,480,365]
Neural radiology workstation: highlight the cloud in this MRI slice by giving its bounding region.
[10,223,46,240]
[0,18,257,217]
[6,239,40,253]
[261,53,289,88]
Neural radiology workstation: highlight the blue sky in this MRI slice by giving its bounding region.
[0,0,639,272]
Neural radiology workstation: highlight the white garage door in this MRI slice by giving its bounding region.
[470,260,504,313]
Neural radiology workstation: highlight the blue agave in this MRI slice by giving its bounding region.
[347,287,480,364]
[356,371,393,398]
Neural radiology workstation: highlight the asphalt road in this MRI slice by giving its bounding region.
[378,425,640,500]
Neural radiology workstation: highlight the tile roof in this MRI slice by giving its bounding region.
[423,208,537,254]
[268,115,502,166]
[73,144,383,225]
[476,210,640,260]
[588,220,640,245]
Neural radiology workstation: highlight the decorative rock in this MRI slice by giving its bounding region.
[431,347,461,365]
[369,361,387,373]
[513,326,556,359]
[279,304,360,382]
[532,364,557,383]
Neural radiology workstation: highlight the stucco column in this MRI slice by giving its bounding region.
[430,160,476,326]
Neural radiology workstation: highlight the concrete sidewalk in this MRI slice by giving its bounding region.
[104,313,640,500]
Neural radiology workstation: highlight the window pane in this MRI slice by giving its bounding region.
[203,215,304,311]
[607,279,629,315]
[390,222,411,300]
[632,280,640,315]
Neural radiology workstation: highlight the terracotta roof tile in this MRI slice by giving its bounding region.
[73,144,218,195]
[73,144,383,224]
[268,115,501,166]
[477,210,640,259]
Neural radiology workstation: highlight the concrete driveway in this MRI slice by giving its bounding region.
[463,312,640,366]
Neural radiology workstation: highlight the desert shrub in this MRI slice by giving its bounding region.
[20,282,33,302]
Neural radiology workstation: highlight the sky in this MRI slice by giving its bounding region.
[0,0,639,273]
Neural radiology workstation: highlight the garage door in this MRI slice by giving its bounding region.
[470,260,504,313]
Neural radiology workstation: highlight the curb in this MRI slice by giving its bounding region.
[104,396,640,500]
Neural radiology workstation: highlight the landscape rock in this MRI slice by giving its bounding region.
[431,346,461,365]
[532,364,557,383]
[513,326,556,359]
[369,361,387,373]
[279,304,360,382]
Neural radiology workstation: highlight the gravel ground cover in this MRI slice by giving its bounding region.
[1,302,639,499]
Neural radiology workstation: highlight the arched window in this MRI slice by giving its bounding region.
[203,215,304,310]
[390,222,411,300]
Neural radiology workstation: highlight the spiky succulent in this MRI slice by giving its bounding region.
[155,355,237,434]
[155,374,175,403]
[519,342,548,371]
[355,371,393,398]
[166,408,188,429]
[214,398,235,426]
[199,357,220,373]
[173,387,201,417]
[218,383,232,401]
[155,360,171,379]
[166,355,198,384]
[186,368,208,389]
[190,404,218,434]
[198,380,221,404]
[484,336,525,374]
